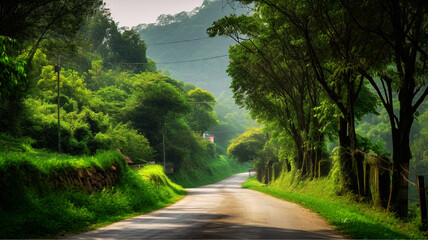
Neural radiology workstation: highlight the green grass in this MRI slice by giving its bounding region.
[0,147,185,239]
[171,155,249,188]
[242,174,426,239]
[0,150,126,173]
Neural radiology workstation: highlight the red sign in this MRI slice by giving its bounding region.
[209,135,214,143]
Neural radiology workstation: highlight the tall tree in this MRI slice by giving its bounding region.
[208,13,327,177]
[0,37,27,133]
[106,27,148,73]
[0,0,101,63]
[127,73,191,163]
[339,0,428,217]
[209,2,378,185]
[0,0,100,134]
[186,88,218,134]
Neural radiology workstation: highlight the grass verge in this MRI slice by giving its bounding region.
[0,148,185,239]
[242,175,425,239]
[171,155,249,188]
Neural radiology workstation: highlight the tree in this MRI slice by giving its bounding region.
[227,128,267,163]
[0,0,100,135]
[337,0,428,217]
[127,73,191,164]
[0,0,101,63]
[107,28,148,73]
[207,3,381,183]
[0,36,27,133]
[187,88,218,134]
[213,0,380,194]
[0,37,27,101]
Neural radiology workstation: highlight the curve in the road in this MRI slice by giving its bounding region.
[69,173,344,239]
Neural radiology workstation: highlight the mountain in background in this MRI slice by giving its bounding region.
[134,0,257,154]
[134,0,251,96]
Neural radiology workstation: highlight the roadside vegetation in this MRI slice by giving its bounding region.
[243,176,425,239]
[2,0,427,238]
[1,2,251,237]
[210,0,428,224]
[0,140,185,239]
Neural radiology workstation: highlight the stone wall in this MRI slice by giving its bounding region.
[48,164,121,193]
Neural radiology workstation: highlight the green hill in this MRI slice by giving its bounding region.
[134,0,250,96]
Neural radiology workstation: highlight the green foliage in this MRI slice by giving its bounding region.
[186,88,218,134]
[129,73,191,122]
[356,134,388,157]
[227,128,267,163]
[124,73,217,166]
[106,28,148,73]
[209,8,333,177]
[0,133,35,152]
[0,36,28,133]
[0,36,27,101]
[0,3,239,237]
[410,100,428,174]
[22,96,152,160]
[209,0,427,218]
[0,0,101,57]
[79,6,151,74]
[0,2,242,195]
[0,148,185,239]
[101,123,154,163]
[36,66,92,109]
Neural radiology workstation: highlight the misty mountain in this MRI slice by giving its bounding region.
[134,0,251,96]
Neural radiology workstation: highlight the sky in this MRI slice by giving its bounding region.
[104,0,205,27]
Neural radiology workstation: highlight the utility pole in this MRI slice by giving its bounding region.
[162,120,166,168]
[55,53,61,153]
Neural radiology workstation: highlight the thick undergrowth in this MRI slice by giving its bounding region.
[242,172,425,239]
[0,148,185,239]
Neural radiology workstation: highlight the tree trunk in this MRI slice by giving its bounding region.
[338,116,353,193]
[347,103,365,197]
[294,135,305,172]
[388,110,413,218]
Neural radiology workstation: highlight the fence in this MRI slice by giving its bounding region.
[405,173,428,230]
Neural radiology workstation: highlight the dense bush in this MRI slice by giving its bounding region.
[0,147,184,238]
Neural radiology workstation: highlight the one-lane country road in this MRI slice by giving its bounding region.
[70,173,344,239]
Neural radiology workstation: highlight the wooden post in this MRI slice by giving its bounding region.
[417,175,427,230]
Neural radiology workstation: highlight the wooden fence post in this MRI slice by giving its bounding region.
[417,175,427,230]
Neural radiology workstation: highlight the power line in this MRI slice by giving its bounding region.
[206,130,245,133]
[146,37,211,46]
[103,54,228,65]
[189,102,217,103]
[157,55,228,64]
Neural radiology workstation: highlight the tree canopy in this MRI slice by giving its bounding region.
[209,0,427,218]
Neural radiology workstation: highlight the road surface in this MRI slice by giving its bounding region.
[70,173,344,239]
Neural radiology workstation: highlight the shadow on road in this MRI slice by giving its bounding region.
[73,210,341,239]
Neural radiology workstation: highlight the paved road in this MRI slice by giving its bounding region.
[70,173,344,239]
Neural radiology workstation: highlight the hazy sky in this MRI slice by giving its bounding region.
[104,0,205,27]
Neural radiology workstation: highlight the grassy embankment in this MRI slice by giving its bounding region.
[171,155,249,188]
[0,139,185,239]
[243,173,426,239]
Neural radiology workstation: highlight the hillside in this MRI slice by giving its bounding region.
[134,0,250,96]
